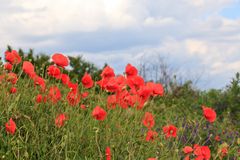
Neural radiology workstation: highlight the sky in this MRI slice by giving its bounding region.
[0,0,240,89]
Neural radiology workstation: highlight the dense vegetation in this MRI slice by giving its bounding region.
[0,47,239,159]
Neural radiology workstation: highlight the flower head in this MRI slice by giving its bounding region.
[5,118,16,135]
[92,106,107,121]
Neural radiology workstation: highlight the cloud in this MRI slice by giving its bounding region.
[0,0,240,89]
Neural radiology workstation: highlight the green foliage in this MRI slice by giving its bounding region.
[4,46,101,80]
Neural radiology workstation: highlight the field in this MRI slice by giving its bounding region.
[0,51,239,160]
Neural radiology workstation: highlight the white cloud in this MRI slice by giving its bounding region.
[0,0,240,89]
[144,17,177,27]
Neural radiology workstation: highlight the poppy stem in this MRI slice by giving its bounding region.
[95,128,103,160]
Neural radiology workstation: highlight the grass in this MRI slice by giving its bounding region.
[0,62,239,160]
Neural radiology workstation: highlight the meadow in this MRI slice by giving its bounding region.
[0,50,239,160]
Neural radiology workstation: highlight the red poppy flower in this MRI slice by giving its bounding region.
[107,95,117,109]
[214,135,220,142]
[92,106,107,121]
[4,63,12,71]
[7,72,18,84]
[5,50,21,64]
[125,63,138,77]
[48,86,62,103]
[33,76,46,91]
[145,130,158,142]
[23,61,35,76]
[127,75,145,92]
[117,90,130,109]
[201,146,211,160]
[80,104,86,110]
[5,118,16,135]
[153,83,164,96]
[147,82,164,96]
[36,94,43,103]
[194,146,202,157]
[67,82,78,91]
[81,92,89,99]
[221,147,228,158]
[52,53,69,68]
[105,77,119,92]
[66,90,81,106]
[135,94,147,110]
[202,106,216,123]
[137,86,152,102]
[60,74,70,85]
[183,146,193,154]
[142,112,155,129]
[97,78,109,89]
[105,147,111,160]
[101,66,115,79]
[126,94,138,107]
[162,124,178,138]
[184,155,190,160]
[81,73,94,89]
[55,113,67,128]
[47,65,61,77]
[193,145,211,160]
[10,87,17,94]
[116,75,126,89]
[147,158,157,160]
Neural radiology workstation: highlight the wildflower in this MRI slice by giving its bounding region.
[55,114,67,128]
[221,147,228,158]
[137,86,152,102]
[202,106,216,123]
[153,83,164,96]
[127,75,145,92]
[67,82,78,91]
[52,53,69,68]
[23,61,35,76]
[5,50,21,64]
[60,74,70,85]
[92,106,107,121]
[7,72,18,84]
[81,73,94,89]
[66,90,81,106]
[4,63,12,71]
[47,65,61,77]
[147,82,164,97]
[36,94,43,103]
[194,145,211,160]
[214,135,220,142]
[146,130,158,142]
[105,77,119,92]
[116,75,126,89]
[183,146,193,154]
[125,64,138,77]
[101,66,115,79]
[48,86,61,103]
[184,155,190,160]
[5,118,16,135]
[97,78,109,90]
[10,87,17,94]
[81,92,89,99]
[106,147,111,160]
[117,90,131,109]
[107,95,117,109]
[142,112,155,129]
[33,76,46,91]
[80,104,86,110]
[162,124,178,138]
